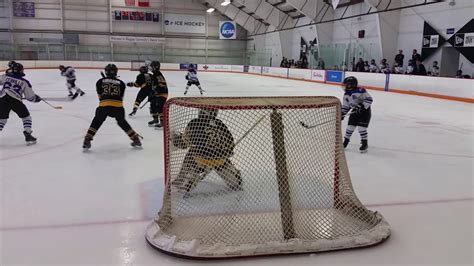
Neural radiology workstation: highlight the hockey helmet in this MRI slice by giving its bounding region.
[104,64,118,78]
[58,65,66,71]
[150,61,161,72]
[8,60,16,68]
[198,108,218,119]
[139,66,148,74]
[11,62,24,75]
[343,76,358,90]
[188,64,195,70]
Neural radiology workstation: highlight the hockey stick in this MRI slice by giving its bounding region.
[299,119,333,129]
[139,100,149,109]
[300,110,358,129]
[41,98,63,109]
[235,114,267,146]
[100,71,105,78]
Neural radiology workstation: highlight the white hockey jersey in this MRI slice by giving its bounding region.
[341,87,373,116]
[0,74,36,101]
[186,69,199,82]
[61,66,76,80]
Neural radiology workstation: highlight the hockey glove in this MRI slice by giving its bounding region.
[126,82,135,87]
[33,95,42,103]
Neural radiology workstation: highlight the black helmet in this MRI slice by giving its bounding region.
[188,64,194,70]
[150,61,161,72]
[104,64,118,78]
[11,62,24,75]
[59,65,65,71]
[139,66,148,74]
[8,61,16,68]
[198,108,218,119]
[343,76,358,90]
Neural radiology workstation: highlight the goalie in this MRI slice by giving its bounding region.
[170,108,242,193]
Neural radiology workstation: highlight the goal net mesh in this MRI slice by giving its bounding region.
[146,96,390,258]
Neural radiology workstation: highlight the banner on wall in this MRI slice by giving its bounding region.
[325,70,344,83]
[164,14,206,34]
[138,0,150,7]
[13,1,35,17]
[421,22,446,61]
[311,70,325,82]
[125,0,135,6]
[448,19,474,63]
[114,10,159,22]
[219,21,237,39]
[110,36,165,44]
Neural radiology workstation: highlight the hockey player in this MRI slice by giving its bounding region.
[430,61,440,77]
[127,66,152,116]
[170,108,242,194]
[0,62,42,144]
[341,76,373,153]
[368,59,378,73]
[5,61,16,74]
[148,61,168,128]
[184,64,203,95]
[59,65,85,99]
[82,64,142,150]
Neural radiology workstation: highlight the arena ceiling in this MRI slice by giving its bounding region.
[200,0,444,36]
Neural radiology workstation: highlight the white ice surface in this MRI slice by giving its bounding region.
[0,69,473,265]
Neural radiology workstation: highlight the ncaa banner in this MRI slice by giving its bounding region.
[219,21,237,39]
[164,14,206,34]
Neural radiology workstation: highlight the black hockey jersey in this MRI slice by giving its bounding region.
[96,77,126,107]
[134,73,152,89]
[151,71,168,96]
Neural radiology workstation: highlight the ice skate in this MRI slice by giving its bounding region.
[82,136,92,150]
[23,131,37,145]
[360,139,368,153]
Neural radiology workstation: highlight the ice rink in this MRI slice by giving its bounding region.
[0,69,473,265]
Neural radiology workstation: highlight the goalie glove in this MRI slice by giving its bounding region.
[171,131,188,149]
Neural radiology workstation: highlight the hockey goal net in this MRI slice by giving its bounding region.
[146,96,390,258]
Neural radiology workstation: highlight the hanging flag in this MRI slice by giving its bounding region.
[332,0,339,10]
[125,0,135,6]
[138,0,150,7]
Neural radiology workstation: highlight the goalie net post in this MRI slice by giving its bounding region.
[146,96,391,259]
[270,109,296,240]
